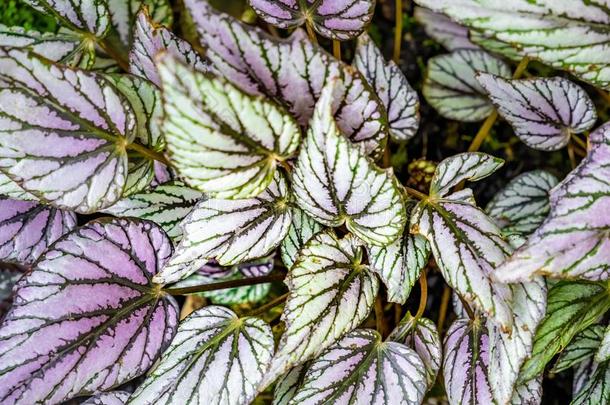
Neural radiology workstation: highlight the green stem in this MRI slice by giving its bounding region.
[98,38,130,71]
[403,185,428,200]
[163,273,285,296]
[126,142,171,166]
[392,0,403,63]
[246,292,289,317]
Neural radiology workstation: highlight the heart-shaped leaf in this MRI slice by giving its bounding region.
[486,170,558,235]
[290,329,427,404]
[430,152,504,197]
[184,0,389,156]
[443,318,494,405]
[353,33,420,141]
[367,230,430,304]
[83,391,131,405]
[552,325,605,373]
[0,48,136,213]
[262,231,378,388]
[423,49,511,122]
[157,54,301,199]
[413,0,610,90]
[0,218,179,404]
[518,280,610,383]
[154,172,292,284]
[128,306,274,405]
[414,7,479,51]
[280,207,323,269]
[477,74,597,151]
[496,122,610,282]
[22,0,110,37]
[103,181,203,242]
[0,197,77,265]
[292,82,406,246]
[248,0,374,40]
[130,9,209,87]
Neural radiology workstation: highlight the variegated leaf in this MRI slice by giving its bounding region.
[130,9,209,87]
[0,173,36,201]
[412,0,610,90]
[292,82,406,246]
[510,377,543,405]
[103,181,203,242]
[486,170,558,235]
[185,0,389,156]
[477,74,597,151]
[107,0,173,46]
[157,54,301,199]
[423,49,511,122]
[290,329,427,404]
[443,318,494,405]
[0,218,179,404]
[280,207,323,269]
[573,358,596,398]
[411,192,514,329]
[262,231,378,388]
[0,264,26,318]
[273,364,308,405]
[367,231,430,304]
[353,33,420,141]
[414,7,480,51]
[248,0,374,40]
[0,197,77,265]
[128,306,274,405]
[430,152,504,198]
[597,325,610,363]
[83,391,131,405]
[22,0,110,37]
[154,172,291,284]
[496,122,610,282]
[572,360,610,405]
[552,325,605,373]
[0,48,135,213]
[518,280,610,383]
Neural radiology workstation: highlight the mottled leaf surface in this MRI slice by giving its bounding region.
[155,172,291,284]
[292,83,406,246]
[414,7,479,51]
[423,49,510,122]
[280,207,323,269]
[290,329,427,404]
[128,306,274,405]
[0,197,77,265]
[158,54,300,199]
[0,218,179,404]
[262,231,378,388]
[22,0,110,36]
[477,74,597,150]
[249,0,374,40]
[496,123,610,282]
[354,33,419,141]
[0,49,134,213]
[185,0,389,156]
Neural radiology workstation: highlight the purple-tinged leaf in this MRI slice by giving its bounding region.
[0,48,135,213]
[154,172,292,284]
[423,49,511,122]
[552,325,605,373]
[290,329,427,404]
[413,7,480,51]
[184,0,389,156]
[157,54,301,199]
[150,161,174,187]
[486,170,558,236]
[0,173,36,201]
[0,197,77,265]
[261,231,378,389]
[353,33,420,141]
[443,318,494,405]
[487,278,546,404]
[367,230,430,304]
[572,359,610,405]
[597,325,610,363]
[496,122,610,282]
[413,0,610,90]
[430,152,504,198]
[248,0,374,40]
[0,218,179,404]
[102,181,203,242]
[280,207,323,269]
[273,364,308,405]
[518,280,610,383]
[130,9,209,87]
[128,306,274,405]
[292,82,406,246]
[82,391,130,405]
[411,190,514,329]
[107,0,173,46]
[22,0,110,37]
[477,74,597,151]
[0,264,26,318]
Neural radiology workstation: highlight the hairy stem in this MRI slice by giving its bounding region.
[392,0,403,63]
[413,270,428,321]
[246,292,289,317]
[333,40,341,60]
[126,142,172,166]
[163,273,285,296]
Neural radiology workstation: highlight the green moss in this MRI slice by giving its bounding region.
[0,0,57,32]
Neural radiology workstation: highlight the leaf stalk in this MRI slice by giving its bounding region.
[163,273,285,296]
